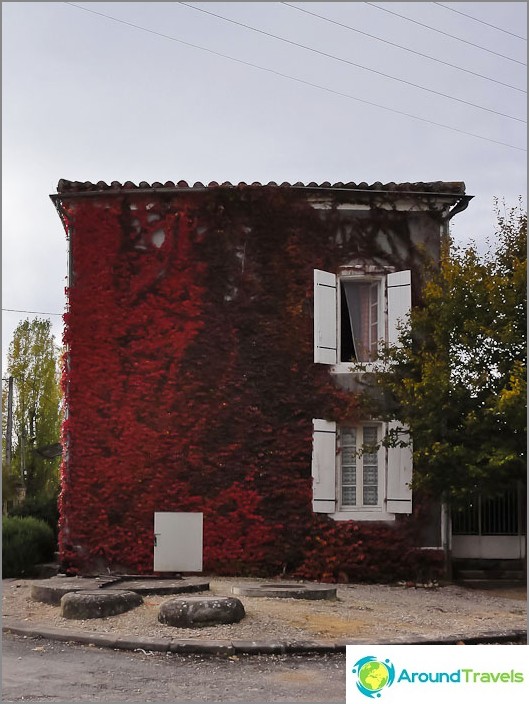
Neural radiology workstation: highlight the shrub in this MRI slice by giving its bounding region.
[2,516,56,578]
[9,492,60,539]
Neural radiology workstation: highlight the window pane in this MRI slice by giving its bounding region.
[341,428,356,446]
[342,466,356,484]
[342,486,356,506]
[363,426,378,445]
[341,427,356,507]
[362,426,378,507]
[363,486,378,505]
[362,425,378,465]
[342,446,357,465]
[363,466,378,485]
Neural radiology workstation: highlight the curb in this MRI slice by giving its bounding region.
[3,621,526,654]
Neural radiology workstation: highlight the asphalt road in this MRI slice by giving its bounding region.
[2,633,346,703]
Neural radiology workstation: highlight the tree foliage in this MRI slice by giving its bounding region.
[2,318,62,504]
[363,201,526,502]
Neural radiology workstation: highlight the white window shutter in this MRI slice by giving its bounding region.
[314,269,337,364]
[312,419,337,513]
[386,421,413,514]
[387,270,411,347]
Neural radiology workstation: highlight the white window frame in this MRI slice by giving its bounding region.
[338,276,384,368]
[338,423,384,512]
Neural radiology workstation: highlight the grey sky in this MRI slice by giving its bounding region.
[2,1,526,368]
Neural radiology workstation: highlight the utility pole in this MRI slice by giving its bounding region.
[5,376,13,470]
[3,376,14,514]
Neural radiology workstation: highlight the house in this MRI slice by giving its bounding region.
[51,178,474,581]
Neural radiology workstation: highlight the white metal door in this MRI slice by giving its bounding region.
[153,512,203,572]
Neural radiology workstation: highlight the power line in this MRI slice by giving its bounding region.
[64,3,526,152]
[282,2,525,94]
[178,2,525,123]
[2,308,63,316]
[433,2,527,41]
[365,2,526,66]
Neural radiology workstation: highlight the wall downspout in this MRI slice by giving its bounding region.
[439,195,473,582]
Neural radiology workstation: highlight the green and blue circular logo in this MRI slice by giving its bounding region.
[352,656,396,698]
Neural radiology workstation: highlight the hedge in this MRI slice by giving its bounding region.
[2,516,56,578]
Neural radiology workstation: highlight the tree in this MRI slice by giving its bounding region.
[361,201,526,503]
[2,318,63,505]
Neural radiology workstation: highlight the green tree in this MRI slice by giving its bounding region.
[2,318,63,504]
[362,201,526,502]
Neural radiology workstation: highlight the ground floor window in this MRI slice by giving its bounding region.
[312,418,412,519]
[340,425,380,508]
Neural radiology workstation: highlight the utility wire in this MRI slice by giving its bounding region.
[2,308,63,316]
[64,3,526,152]
[179,2,524,123]
[365,2,526,66]
[433,2,527,41]
[282,2,525,94]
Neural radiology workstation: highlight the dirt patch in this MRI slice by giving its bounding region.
[284,613,370,638]
[471,587,526,601]
[270,670,323,684]
[3,576,526,643]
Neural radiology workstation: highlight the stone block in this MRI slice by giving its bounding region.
[60,590,143,620]
[159,596,245,627]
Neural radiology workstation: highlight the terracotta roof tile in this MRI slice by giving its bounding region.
[55,178,467,196]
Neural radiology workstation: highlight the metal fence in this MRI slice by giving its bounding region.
[451,486,526,536]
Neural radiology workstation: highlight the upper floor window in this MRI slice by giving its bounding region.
[340,280,381,363]
[314,269,411,368]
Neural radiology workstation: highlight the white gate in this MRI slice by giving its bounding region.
[451,487,526,559]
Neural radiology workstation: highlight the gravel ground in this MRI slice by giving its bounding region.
[2,576,526,642]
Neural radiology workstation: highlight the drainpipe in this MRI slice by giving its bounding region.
[437,195,473,580]
[446,195,474,221]
[440,195,474,254]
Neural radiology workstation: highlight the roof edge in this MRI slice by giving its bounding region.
[53,179,468,199]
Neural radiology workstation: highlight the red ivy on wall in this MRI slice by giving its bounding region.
[57,187,443,582]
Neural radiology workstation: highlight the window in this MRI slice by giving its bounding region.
[312,267,413,520]
[340,425,380,508]
[314,269,411,366]
[340,280,381,363]
[312,419,412,520]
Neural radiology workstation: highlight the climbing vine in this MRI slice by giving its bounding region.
[57,186,444,581]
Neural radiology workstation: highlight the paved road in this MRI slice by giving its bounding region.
[2,633,346,703]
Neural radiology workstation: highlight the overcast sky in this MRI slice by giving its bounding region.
[2,1,526,370]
